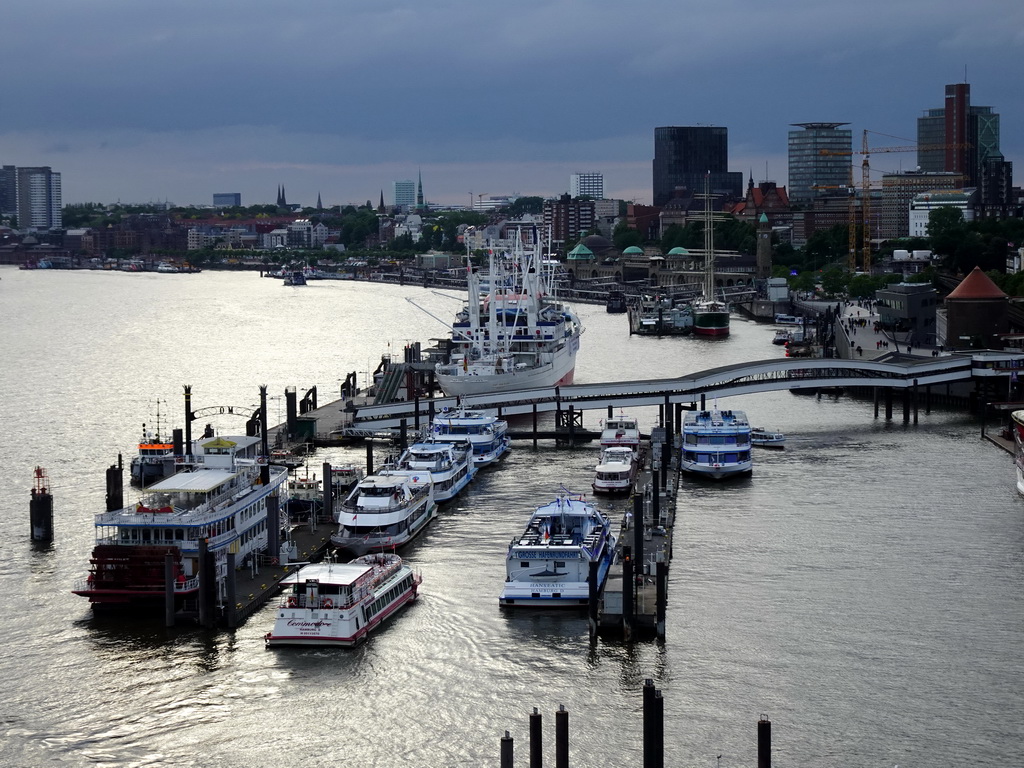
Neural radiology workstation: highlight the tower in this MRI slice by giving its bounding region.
[570,172,604,199]
[16,166,62,230]
[416,170,424,210]
[917,82,1000,187]
[756,213,772,279]
[787,123,852,208]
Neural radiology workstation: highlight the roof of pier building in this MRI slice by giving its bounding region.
[946,267,1007,301]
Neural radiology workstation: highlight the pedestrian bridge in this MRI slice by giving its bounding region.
[347,350,1024,431]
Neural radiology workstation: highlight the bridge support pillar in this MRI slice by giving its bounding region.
[873,387,880,419]
[925,384,932,415]
[700,393,706,411]
[885,388,893,421]
[903,389,910,423]
[912,379,919,425]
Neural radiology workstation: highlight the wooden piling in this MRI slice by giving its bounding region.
[554,705,568,768]
[529,707,542,768]
[758,715,771,768]
[500,731,513,768]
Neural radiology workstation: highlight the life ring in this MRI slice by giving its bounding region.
[286,596,297,607]
[270,557,279,565]
[322,598,334,609]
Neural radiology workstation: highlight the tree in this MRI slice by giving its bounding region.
[612,221,642,250]
[819,265,848,296]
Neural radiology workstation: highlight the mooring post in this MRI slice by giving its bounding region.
[164,552,176,628]
[29,472,53,542]
[633,494,644,583]
[322,461,333,523]
[366,441,374,475]
[588,559,599,640]
[700,393,706,411]
[912,378,919,424]
[652,469,660,527]
[198,537,211,629]
[656,559,668,639]
[568,405,576,445]
[643,680,664,768]
[873,386,880,419]
[532,403,538,449]
[226,551,237,629]
[500,731,514,768]
[607,405,613,419]
[622,545,634,641]
[925,383,932,414]
[267,493,280,565]
[399,418,408,451]
[413,394,420,431]
[885,387,893,421]
[529,707,542,768]
[758,714,772,768]
[554,705,568,768]
[903,387,910,423]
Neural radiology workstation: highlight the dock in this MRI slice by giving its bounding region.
[595,425,678,640]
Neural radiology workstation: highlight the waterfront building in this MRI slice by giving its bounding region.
[879,171,962,239]
[908,189,977,238]
[570,172,604,199]
[943,267,1008,349]
[393,180,415,211]
[213,193,241,207]
[16,166,62,230]
[543,193,595,254]
[917,82,1000,187]
[0,165,16,217]
[787,122,852,208]
[652,126,743,206]
[875,282,938,341]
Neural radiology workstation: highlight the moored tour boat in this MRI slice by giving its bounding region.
[499,495,618,608]
[592,445,638,494]
[331,472,436,556]
[431,407,510,467]
[130,429,178,487]
[434,234,583,397]
[264,553,421,647]
[680,408,752,479]
[599,414,641,452]
[73,435,289,609]
[1012,410,1024,495]
[385,439,477,502]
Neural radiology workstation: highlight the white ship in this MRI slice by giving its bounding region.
[435,234,582,397]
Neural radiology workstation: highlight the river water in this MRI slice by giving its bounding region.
[0,267,1021,767]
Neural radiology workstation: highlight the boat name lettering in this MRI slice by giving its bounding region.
[516,551,579,559]
[286,620,332,628]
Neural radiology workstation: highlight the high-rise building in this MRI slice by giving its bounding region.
[570,172,604,199]
[543,194,595,253]
[0,165,17,217]
[652,126,743,206]
[917,83,1000,187]
[213,193,241,207]
[16,166,62,230]
[787,123,853,208]
[879,170,962,239]
[393,179,415,211]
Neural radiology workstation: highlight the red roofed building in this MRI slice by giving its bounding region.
[726,178,792,230]
[944,266,1008,348]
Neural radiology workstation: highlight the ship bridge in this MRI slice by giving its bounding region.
[344,350,1024,431]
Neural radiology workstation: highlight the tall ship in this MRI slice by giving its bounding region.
[1012,410,1024,495]
[499,495,618,608]
[680,408,752,479]
[431,406,511,466]
[331,472,436,556]
[692,177,731,337]
[434,234,583,397]
[385,439,477,502]
[73,435,289,608]
[264,553,421,647]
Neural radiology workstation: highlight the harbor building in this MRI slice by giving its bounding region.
[875,282,938,341]
[652,126,743,206]
[16,166,62,230]
[570,172,604,199]
[908,189,977,238]
[943,266,1008,349]
[787,122,852,208]
[879,171,962,239]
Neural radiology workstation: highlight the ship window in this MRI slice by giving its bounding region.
[520,561,530,567]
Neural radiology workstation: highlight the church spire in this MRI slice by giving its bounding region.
[316,191,323,211]
[416,169,424,210]
[378,189,385,213]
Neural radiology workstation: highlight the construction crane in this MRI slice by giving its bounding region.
[822,131,971,273]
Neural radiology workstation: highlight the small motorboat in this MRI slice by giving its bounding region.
[750,427,785,448]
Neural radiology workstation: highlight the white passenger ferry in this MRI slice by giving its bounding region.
[599,414,641,452]
[499,496,617,608]
[592,445,638,494]
[331,472,436,556]
[265,553,420,647]
[431,407,510,466]
[680,408,753,479]
[386,439,477,502]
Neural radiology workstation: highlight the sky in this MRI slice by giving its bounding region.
[3,0,1022,209]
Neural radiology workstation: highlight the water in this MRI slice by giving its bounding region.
[1,266,1022,767]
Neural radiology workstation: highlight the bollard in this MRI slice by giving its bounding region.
[500,730,514,768]
[758,714,771,768]
[29,467,53,542]
[554,705,568,768]
[529,707,542,768]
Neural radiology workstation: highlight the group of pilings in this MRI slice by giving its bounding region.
[499,681,773,768]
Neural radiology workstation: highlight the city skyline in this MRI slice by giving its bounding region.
[2,1,1021,208]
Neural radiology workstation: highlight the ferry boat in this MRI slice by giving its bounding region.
[750,427,786,448]
[73,435,289,608]
[331,472,436,556]
[680,409,753,479]
[264,553,421,647]
[599,414,641,452]
[606,289,627,314]
[592,446,638,494]
[431,407,510,466]
[286,474,323,521]
[774,314,803,326]
[434,234,583,397]
[386,439,477,502]
[330,464,364,499]
[1012,410,1024,495]
[499,495,618,608]
[269,449,305,470]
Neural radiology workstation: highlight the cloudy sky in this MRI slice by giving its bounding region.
[4,0,1022,208]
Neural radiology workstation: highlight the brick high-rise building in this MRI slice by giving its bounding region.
[543,194,595,253]
[917,82,1000,187]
